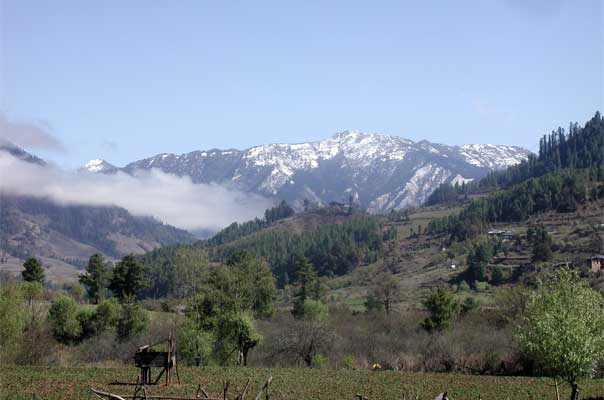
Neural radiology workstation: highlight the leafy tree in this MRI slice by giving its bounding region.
[224,251,276,318]
[20,281,43,308]
[173,247,209,298]
[0,283,25,362]
[47,296,82,342]
[371,273,399,315]
[79,253,111,303]
[109,255,147,300]
[531,226,553,263]
[178,319,214,366]
[517,268,604,400]
[183,252,275,365]
[215,311,262,366]
[292,256,319,319]
[421,288,460,332]
[21,257,45,284]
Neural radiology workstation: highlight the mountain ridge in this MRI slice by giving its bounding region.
[84,131,529,211]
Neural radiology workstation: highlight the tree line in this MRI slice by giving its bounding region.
[205,200,294,247]
[207,216,384,287]
[425,111,604,206]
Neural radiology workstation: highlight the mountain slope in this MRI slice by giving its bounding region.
[90,131,529,211]
[0,143,195,281]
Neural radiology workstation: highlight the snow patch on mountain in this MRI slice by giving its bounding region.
[82,159,116,173]
[84,130,529,213]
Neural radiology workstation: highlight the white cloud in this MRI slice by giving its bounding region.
[0,151,272,231]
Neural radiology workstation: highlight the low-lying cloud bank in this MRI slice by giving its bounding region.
[0,151,272,231]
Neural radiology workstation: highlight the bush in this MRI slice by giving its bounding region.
[302,300,328,322]
[457,281,471,292]
[421,288,460,332]
[95,299,120,332]
[177,320,214,366]
[461,297,479,315]
[116,301,149,341]
[364,294,384,313]
[311,353,328,369]
[491,267,505,285]
[340,354,355,369]
[0,283,25,362]
[77,308,97,339]
[48,296,82,342]
[474,282,490,292]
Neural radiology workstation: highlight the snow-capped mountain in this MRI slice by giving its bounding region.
[85,131,529,212]
[80,159,118,173]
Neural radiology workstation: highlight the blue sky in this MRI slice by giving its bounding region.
[1,0,602,168]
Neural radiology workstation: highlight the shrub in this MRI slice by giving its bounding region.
[340,354,355,369]
[491,267,505,285]
[0,283,25,362]
[311,353,328,369]
[461,297,480,315]
[47,296,82,342]
[302,300,328,322]
[95,299,120,332]
[421,288,460,332]
[177,320,214,366]
[77,308,97,339]
[116,301,149,341]
[457,281,471,292]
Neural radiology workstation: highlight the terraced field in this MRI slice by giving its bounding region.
[1,366,603,400]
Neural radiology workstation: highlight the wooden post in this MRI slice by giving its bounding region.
[166,333,172,386]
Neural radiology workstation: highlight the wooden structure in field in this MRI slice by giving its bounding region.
[134,333,179,386]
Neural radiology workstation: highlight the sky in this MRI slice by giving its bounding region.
[1,0,603,169]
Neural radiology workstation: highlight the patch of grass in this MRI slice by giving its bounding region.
[1,366,603,400]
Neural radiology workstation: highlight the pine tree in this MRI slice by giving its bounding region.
[292,256,319,318]
[109,255,147,300]
[79,253,111,304]
[21,257,45,284]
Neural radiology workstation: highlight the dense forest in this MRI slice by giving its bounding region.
[207,215,384,285]
[143,213,385,296]
[425,112,604,206]
[428,166,604,241]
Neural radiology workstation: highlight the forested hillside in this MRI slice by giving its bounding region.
[425,112,604,241]
[428,167,604,241]
[143,206,385,297]
[425,112,604,206]
[0,194,195,280]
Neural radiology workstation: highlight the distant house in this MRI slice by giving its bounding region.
[588,255,604,273]
[326,201,349,214]
[488,230,516,240]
